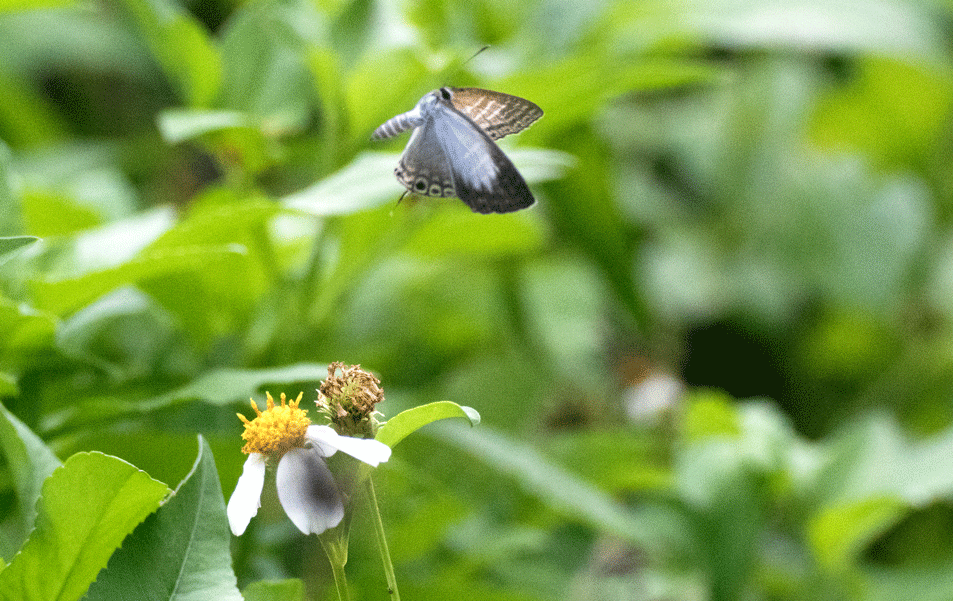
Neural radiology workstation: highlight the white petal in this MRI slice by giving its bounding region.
[306,425,392,467]
[226,453,266,536]
[276,446,344,535]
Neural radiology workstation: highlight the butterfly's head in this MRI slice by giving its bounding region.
[413,87,453,118]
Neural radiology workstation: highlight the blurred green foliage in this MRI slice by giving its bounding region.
[1,0,953,598]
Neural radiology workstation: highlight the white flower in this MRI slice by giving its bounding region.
[226,394,391,537]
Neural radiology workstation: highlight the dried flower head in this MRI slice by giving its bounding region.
[317,362,385,437]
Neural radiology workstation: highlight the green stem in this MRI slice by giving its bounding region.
[320,532,351,601]
[328,558,350,601]
[365,477,400,600]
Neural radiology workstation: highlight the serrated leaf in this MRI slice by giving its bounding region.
[376,401,480,449]
[0,403,61,558]
[0,452,169,601]
[84,438,242,601]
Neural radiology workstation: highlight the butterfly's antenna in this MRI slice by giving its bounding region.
[397,190,409,205]
[442,45,490,87]
[463,45,490,66]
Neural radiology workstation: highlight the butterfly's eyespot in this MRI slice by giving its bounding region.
[429,184,442,196]
[440,88,452,100]
[415,180,427,191]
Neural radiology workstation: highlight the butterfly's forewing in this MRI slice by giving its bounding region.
[395,120,457,198]
[448,88,543,141]
[432,101,535,214]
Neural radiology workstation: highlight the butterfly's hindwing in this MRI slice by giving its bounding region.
[432,102,534,214]
[395,123,457,198]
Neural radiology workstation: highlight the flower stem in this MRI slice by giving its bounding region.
[320,532,351,601]
[365,477,400,600]
[329,558,351,601]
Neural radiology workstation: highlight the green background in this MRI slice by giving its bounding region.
[2,0,953,598]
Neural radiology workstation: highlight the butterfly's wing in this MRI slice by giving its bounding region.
[431,101,535,214]
[394,119,457,199]
[448,88,543,141]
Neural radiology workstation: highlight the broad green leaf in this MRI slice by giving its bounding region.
[0,404,61,558]
[403,208,545,257]
[376,401,480,449]
[0,141,20,236]
[156,109,250,144]
[282,153,406,216]
[0,0,73,14]
[0,452,169,601]
[812,57,953,170]
[684,391,743,440]
[809,496,907,572]
[32,244,248,316]
[110,0,221,106]
[21,190,101,237]
[241,579,305,601]
[0,372,15,396]
[0,298,56,373]
[217,0,316,120]
[84,438,242,601]
[144,363,328,410]
[816,415,953,508]
[41,364,330,434]
[0,236,39,260]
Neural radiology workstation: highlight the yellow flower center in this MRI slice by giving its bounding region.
[237,392,311,457]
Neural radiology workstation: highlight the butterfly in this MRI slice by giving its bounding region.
[372,87,543,214]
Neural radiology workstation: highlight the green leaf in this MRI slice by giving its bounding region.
[110,0,221,106]
[0,236,38,261]
[156,109,250,144]
[32,244,248,316]
[0,297,59,373]
[241,579,306,601]
[809,496,907,572]
[684,390,743,440]
[0,0,73,14]
[376,401,480,449]
[0,452,169,601]
[0,403,61,558]
[42,364,330,434]
[84,438,242,601]
[281,152,406,216]
[217,0,316,119]
[0,141,21,236]
[143,363,329,410]
[403,208,546,257]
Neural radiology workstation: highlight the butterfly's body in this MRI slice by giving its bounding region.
[372,87,542,214]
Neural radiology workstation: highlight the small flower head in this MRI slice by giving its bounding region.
[316,362,385,437]
[227,390,392,537]
[238,391,311,457]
